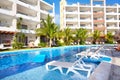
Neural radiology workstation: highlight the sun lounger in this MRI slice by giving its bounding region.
[0,44,8,50]
[76,45,104,59]
[46,57,92,78]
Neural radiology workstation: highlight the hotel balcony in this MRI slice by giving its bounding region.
[67,25,78,29]
[40,0,53,9]
[106,19,118,22]
[0,1,13,16]
[40,10,54,17]
[93,12,104,17]
[17,0,38,11]
[0,8,13,16]
[40,0,54,16]
[40,12,54,20]
[20,29,35,34]
[16,12,38,22]
[66,18,78,22]
[106,12,117,15]
[107,26,119,29]
[80,18,91,22]
[0,23,16,32]
[94,20,104,24]
[66,10,78,14]
[80,24,92,29]
[94,26,106,31]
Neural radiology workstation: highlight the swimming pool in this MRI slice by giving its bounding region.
[0,45,111,80]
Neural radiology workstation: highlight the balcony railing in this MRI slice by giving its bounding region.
[0,8,13,16]
[67,25,78,29]
[0,26,15,32]
[93,12,104,16]
[17,12,38,22]
[94,20,104,23]
[20,29,35,34]
[94,26,106,31]
[80,18,91,21]
[17,0,37,11]
[40,10,54,17]
[66,18,78,21]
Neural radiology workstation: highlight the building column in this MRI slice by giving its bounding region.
[12,0,17,31]
[78,2,80,28]
[91,0,94,33]
[53,3,55,23]
[12,0,17,16]
[117,4,119,30]
[104,0,107,34]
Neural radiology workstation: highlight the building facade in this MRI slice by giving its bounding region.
[0,0,55,46]
[60,0,120,36]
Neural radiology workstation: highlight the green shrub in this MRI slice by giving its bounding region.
[56,40,65,46]
[12,42,24,49]
[38,42,47,47]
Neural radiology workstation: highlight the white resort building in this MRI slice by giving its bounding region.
[60,0,120,36]
[0,0,55,47]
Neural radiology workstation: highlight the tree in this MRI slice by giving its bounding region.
[93,30,100,44]
[35,15,58,47]
[12,17,25,49]
[106,32,114,44]
[75,28,88,45]
[63,27,73,45]
[55,29,65,46]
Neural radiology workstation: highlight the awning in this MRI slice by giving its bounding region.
[0,30,15,34]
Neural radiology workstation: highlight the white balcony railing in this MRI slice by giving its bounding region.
[0,26,16,32]
[40,10,54,17]
[106,18,117,20]
[66,18,78,21]
[16,13,38,22]
[66,11,78,14]
[0,8,13,16]
[20,29,35,34]
[67,25,78,29]
[107,26,118,29]
[17,0,37,11]
[80,18,91,21]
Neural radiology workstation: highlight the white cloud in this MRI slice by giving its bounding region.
[55,14,60,25]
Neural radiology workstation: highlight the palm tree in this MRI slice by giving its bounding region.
[35,15,58,47]
[93,30,100,44]
[106,32,114,44]
[55,29,65,46]
[63,27,73,45]
[75,28,88,45]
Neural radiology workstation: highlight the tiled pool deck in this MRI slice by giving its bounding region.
[89,46,120,80]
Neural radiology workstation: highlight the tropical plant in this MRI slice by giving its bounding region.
[92,30,100,44]
[55,29,65,46]
[35,15,58,47]
[105,32,114,44]
[63,27,73,45]
[12,17,25,49]
[75,28,88,45]
[12,36,24,49]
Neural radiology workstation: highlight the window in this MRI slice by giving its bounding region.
[21,24,28,29]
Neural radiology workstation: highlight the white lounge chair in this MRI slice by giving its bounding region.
[46,57,92,78]
[76,45,104,59]
[0,44,8,50]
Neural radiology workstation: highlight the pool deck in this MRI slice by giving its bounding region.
[89,47,120,80]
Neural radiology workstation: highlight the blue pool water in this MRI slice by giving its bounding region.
[0,45,111,80]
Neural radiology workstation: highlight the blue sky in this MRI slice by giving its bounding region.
[44,0,120,25]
